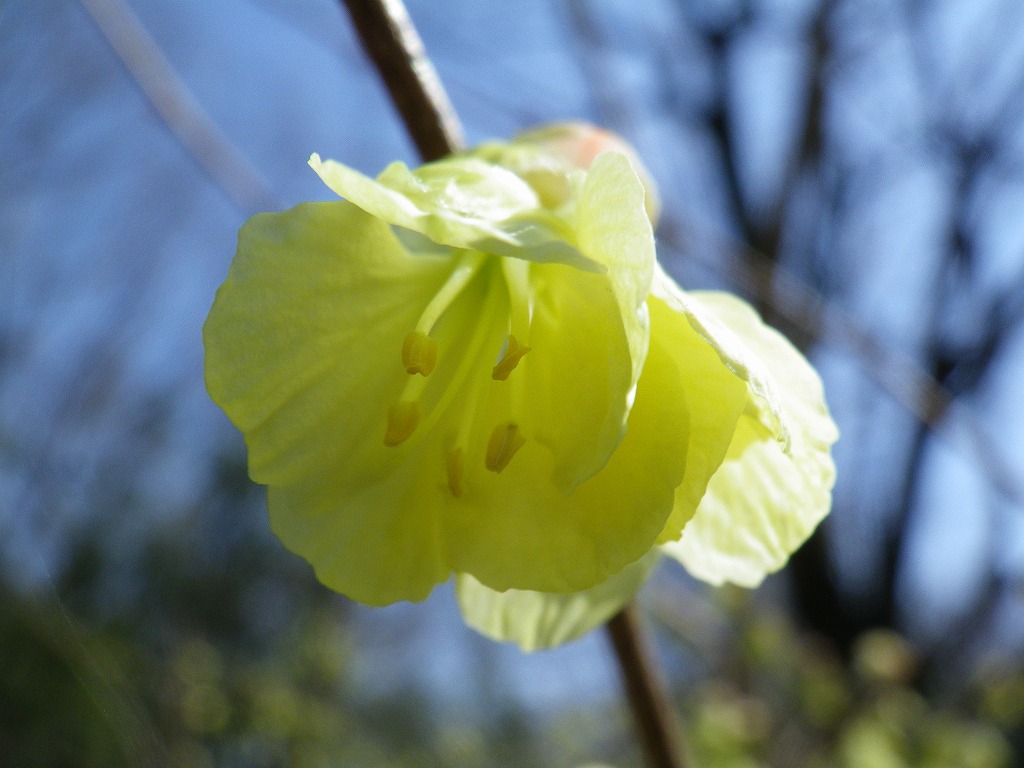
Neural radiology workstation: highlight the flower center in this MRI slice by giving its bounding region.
[383,253,534,497]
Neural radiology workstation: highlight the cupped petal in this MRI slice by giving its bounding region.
[455,550,659,651]
[661,291,839,587]
[203,201,456,487]
[309,153,602,272]
[522,151,656,489]
[638,281,750,544]
[204,201,495,605]
[523,262,645,490]
[443,314,690,594]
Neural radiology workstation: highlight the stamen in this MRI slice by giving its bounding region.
[446,448,465,497]
[384,401,420,446]
[492,334,531,380]
[415,252,484,335]
[485,422,526,473]
[402,331,437,376]
[501,258,532,344]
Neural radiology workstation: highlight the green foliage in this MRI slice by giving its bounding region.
[670,596,1017,768]
[0,588,137,767]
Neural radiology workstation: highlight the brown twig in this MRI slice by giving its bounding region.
[607,606,690,768]
[340,0,465,161]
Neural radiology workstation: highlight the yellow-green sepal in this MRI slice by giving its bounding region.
[310,153,602,272]
[642,269,750,543]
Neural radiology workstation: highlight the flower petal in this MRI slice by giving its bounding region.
[203,201,456,487]
[640,280,750,544]
[522,263,645,490]
[574,152,655,396]
[455,551,659,651]
[204,201,480,604]
[661,291,838,587]
[267,462,449,605]
[442,308,689,594]
[525,151,656,489]
[309,153,602,273]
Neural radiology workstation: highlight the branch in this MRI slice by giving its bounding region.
[340,0,464,160]
[607,607,691,768]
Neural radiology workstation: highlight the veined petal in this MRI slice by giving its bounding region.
[455,551,659,651]
[268,461,448,605]
[575,152,655,395]
[309,153,602,273]
[526,151,656,489]
[661,291,839,587]
[443,316,689,594]
[203,201,455,487]
[637,282,749,544]
[204,202,499,605]
[523,262,644,490]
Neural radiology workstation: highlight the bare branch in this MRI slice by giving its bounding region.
[607,607,691,768]
[339,0,464,160]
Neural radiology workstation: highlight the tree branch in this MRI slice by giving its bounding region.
[340,0,464,160]
[607,606,690,768]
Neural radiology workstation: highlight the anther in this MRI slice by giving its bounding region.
[402,331,437,376]
[384,401,420,446]
[446,448,465,497]
[492,335,531,380]
[485,423,526,473]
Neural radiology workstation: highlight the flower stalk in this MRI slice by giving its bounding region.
[607,607,690,768]
[336,1,690,766]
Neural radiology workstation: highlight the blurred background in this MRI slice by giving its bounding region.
[4,0,1024,765]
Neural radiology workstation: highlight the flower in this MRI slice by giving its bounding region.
[203,124,837,618]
